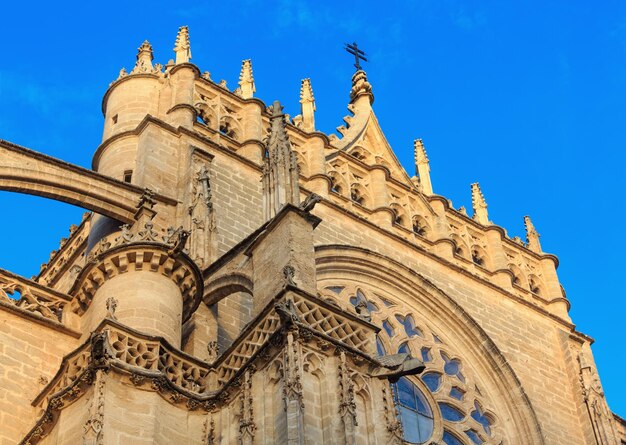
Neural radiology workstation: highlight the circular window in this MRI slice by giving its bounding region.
[393,377,434,443]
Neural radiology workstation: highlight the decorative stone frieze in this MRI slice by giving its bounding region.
[71,237,202,322]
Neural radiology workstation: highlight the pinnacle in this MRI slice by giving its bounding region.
[237,59,255,99]
[471,183,489,225]
[414,139,429,164]
[174,25,192,64]
[300,78,315,104]
[524,215,542,252]
[137,40,154,60]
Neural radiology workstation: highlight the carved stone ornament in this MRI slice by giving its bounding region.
[238,370,256,445]
[207,341,219,362]
[283,265,297,286]
[283,332,304,411]
[338,350,358,433]
[105,297,117,320]
[203,416,216,444]
[83,370,106,445]
[0,276,64,323]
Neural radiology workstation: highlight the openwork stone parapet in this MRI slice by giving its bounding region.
[69,240,203,321]
[0,268,72,326]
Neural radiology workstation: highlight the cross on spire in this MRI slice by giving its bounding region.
[345,42,368,71]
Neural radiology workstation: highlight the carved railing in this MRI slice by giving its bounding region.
[0,268,71,324]
[215,311,281,384]
[291,292,373,352]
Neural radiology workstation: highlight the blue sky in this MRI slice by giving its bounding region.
[1,0,625,415]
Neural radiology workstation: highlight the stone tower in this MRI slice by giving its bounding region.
[0,26,624,445]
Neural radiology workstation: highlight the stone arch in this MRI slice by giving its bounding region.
[412,214,431,238]
[350,183,370,207]
[0,139,175,223]
[348,145,371,163]
[203,273,254,306]
[203,272,254,352]
[390,203,408,228]
[528,274,545,296]
[471,245,490,269]
[450,234,469,259]
[315,244,545,444]
[218,115,241,140]
[328,170,348,196]
[508,264,527,288]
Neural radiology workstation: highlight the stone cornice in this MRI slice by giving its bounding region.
[101,73,161,116]
[69,241,203,322]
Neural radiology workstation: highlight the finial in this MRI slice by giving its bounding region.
[237,59,255,99]
[524,215,542,253]
[414,139,432,195]
[471,183,489,225]
[262,100,300,220]
[174,26,192,64]
[294,78,316,132]
[349,70,374,104]
[133,40,154,73]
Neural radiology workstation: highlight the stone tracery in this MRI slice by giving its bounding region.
[320,283,504,445]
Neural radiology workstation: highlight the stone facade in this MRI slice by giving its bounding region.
[0,26,624,445]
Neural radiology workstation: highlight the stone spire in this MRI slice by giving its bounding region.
[349,70,374,105]
[174,26,192,64]
[414,139,433,195]
[262,100,301,220]
[297,78,316,132]
[237,59,256,99]
[132,41,154,73]
[524,215,542,253]
[471,183,489,225]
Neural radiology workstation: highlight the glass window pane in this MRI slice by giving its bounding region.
[421,372,442,392]
[399,406,420,443]
[421,347,432,362]
[376,336,386,356]
[394,378,434,444]
[450,386,464,401]
[382,319,395,337]
[417,414,434,441]
[397,379,417,409]
[439,403,465,422]
[443,431,464,445]
[398,342,410,355]
[415,389,433,417]
[465,429,484,444]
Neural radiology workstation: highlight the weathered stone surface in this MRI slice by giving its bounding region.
[0,26,623,445]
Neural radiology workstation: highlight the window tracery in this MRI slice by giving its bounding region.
[320,284,504,445]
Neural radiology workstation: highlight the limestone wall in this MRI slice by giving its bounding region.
[0,309,79,444]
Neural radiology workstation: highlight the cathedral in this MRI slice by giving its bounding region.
[0,26,624,445]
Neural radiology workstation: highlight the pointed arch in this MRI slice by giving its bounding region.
[315,244,545,444]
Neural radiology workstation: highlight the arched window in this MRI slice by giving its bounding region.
[322,284,504,444]
[412,216,430,237]
[392,377,434,444]
[329,173,343,195]
[471,246,488,268]
[350,185,366,206]
[528,275,543,296]
[218,119,237,139]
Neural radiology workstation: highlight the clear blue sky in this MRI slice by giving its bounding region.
[1,0,624,415]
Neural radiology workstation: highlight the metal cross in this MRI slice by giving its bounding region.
[345,42,368,71]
